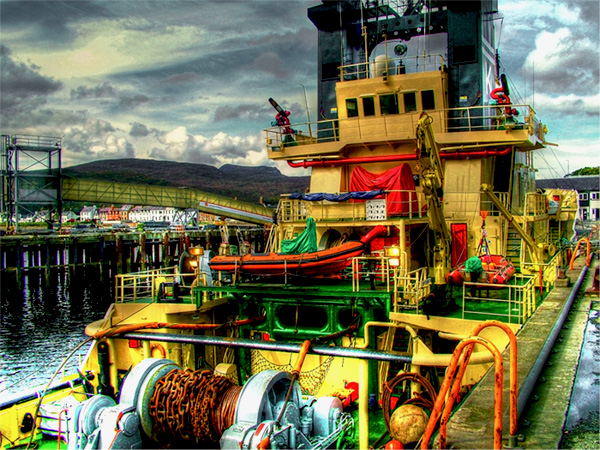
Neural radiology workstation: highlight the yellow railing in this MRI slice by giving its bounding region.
[338,54,446,80]
[265,103,538,151]
[115,267,198,304]
[393,267,431,312]
[525,191,550,215]
[462,274,537,324]
[521,250,564,290]
[351,256,392,292]
[277,191,424,223]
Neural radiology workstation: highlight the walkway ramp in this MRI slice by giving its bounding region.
[62,178,273,225]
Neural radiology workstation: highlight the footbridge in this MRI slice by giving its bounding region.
[62,177,274,225]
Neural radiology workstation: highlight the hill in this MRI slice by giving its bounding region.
[62,159,310,205]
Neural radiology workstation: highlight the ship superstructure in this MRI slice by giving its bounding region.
[0,1,586,450]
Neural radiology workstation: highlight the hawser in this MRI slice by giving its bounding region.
[0,1,586,450]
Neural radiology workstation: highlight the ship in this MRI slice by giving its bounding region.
[0,1,593,449]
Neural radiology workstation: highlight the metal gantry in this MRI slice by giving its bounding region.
[1,135,62,231]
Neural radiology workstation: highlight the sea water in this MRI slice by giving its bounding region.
[0,268,112,395]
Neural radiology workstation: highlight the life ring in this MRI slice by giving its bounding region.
[151,343,167,358]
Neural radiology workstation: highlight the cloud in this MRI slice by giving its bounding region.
[70,82,117,99]
[530,92,600,116]
[148,126,268,167]
[63,118,137,163]
[214,104,273,122]
[0,45,63,123]
[523,27,598,95]
[129,122,159,138]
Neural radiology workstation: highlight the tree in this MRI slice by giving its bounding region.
[567,167,599,177]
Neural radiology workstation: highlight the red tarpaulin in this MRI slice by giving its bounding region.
[349,164,418,216]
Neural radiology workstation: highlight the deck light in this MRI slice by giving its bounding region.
[189,246,204,256]
[385,246,400,267]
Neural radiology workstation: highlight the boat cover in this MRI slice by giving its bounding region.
[288,190,386,202]
[280,217,317,254]
[349,163,418,216]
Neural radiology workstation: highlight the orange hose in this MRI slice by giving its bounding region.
[293,340,312,374]
[92,314,266,340]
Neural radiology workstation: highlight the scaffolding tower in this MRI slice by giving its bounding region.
[1,135,62,232]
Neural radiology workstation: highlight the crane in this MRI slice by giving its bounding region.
[415,113,452,286]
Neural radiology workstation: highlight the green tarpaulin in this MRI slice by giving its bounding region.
[280,217,317,254]
[465,256,483,273]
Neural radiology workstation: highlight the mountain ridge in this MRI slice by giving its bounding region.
[62,158,310,205]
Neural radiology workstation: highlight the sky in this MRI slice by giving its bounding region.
[1,0,598,179]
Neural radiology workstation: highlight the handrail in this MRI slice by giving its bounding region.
[338,54,446,80]
[264,104,537,150]
[470,321,519,448]
[421,335,504,449]
[569,237,592,269]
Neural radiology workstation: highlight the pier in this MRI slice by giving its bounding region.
[0,228,266,285]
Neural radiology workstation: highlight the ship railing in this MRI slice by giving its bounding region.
[115,267,198,304]
[525,191,551,215]
[461,274,537,324]
[521,249,564,291]
[393,267,431,312]
[444,190,510,217]
[277,190,424,223]
[338,54,447,81]
[443,104,536,134]
[265,103,537,150]
[351,255,394,293]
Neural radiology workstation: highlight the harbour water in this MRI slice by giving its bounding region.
[0,268,113,395]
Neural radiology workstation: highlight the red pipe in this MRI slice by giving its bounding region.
[286,146,512,168]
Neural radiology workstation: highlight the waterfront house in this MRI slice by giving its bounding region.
[79,205,98,222]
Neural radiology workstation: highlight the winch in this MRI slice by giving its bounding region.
[38,358,353,449]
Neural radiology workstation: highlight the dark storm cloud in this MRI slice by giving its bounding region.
[130,122,151,137]
[566,0,600,26]
[70,82,118,100]
[118,94,152,110]
[214,104,273,122]
[0,1,113,48]
[0,45,63,126]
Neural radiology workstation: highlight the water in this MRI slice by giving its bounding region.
[0,268,113,395]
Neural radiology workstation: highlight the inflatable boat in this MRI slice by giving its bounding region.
[446,254,516,286]
[209,225,386,277]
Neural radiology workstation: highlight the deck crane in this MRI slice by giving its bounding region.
[480,184,553,269]
[415,113,452,287]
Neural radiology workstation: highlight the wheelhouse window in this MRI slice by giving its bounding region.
[346,98,359,117]
[403,92,417,112]
[362,96,376,116]
[421,90,435,110]
[380,93,399,115]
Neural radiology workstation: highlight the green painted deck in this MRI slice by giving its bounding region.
[442,258,593,449]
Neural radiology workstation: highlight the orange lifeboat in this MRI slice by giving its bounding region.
[446,255,516,286]
[209,225,386,277]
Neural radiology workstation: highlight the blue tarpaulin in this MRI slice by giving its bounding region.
[288,190,387,202]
